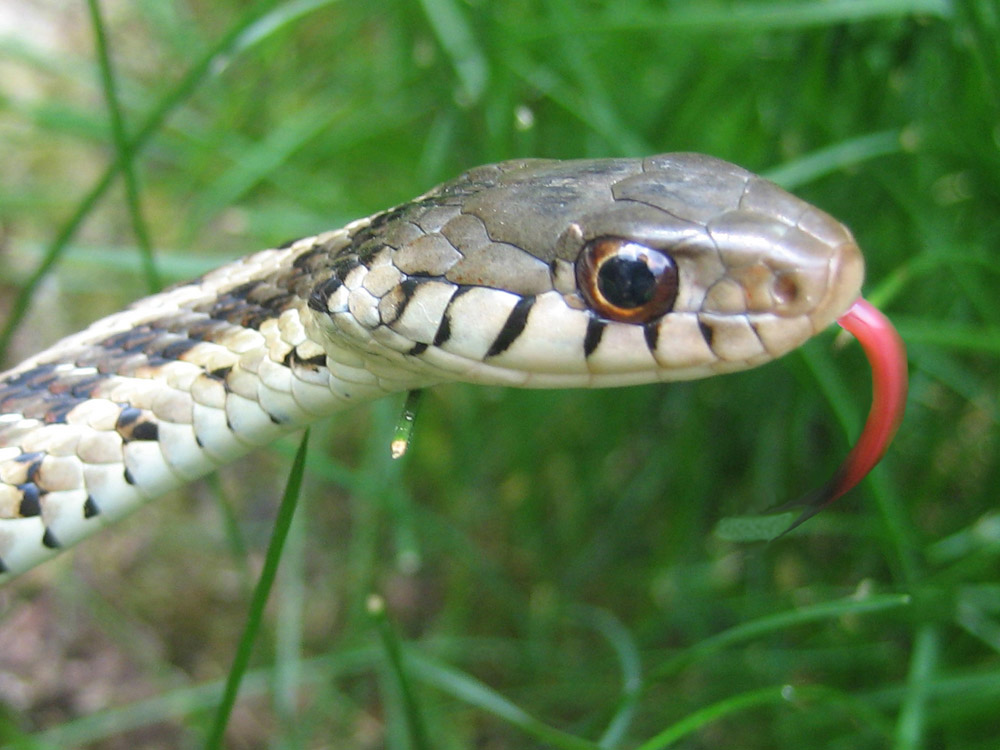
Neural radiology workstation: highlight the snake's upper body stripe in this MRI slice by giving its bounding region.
[0,153,864,579]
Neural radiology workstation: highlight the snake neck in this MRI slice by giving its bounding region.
[0,222,444,578]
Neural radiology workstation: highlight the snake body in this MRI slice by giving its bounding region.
[0,153,863,580]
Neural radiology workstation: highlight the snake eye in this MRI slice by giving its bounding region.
[575,237,678,323]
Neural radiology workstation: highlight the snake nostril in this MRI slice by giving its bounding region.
[773,275,800,306]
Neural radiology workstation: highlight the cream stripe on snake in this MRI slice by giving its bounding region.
[0,153,864,580]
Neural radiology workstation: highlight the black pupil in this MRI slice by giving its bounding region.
[596,256,656,309]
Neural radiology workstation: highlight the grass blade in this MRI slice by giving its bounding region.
[204,429,310,749]
[85,0,162,292]
[0,0,282,359]
[369,595,431,750]
[408,652,602,750]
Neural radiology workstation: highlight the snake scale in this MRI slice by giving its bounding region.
[0,153,887,581]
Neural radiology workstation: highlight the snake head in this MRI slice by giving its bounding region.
[308,153,864,389]
[303,155,901,528]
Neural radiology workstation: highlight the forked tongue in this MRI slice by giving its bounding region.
[783,297,908,532]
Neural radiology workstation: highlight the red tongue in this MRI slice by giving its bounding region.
[786,297,908,529]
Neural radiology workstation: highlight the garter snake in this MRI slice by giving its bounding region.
[0,153,904,580]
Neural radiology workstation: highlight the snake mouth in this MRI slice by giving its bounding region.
[808,235,866,334]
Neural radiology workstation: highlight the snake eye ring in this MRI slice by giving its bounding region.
[575,237,679,323]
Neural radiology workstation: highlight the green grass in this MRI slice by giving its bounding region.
[0,0,998,747]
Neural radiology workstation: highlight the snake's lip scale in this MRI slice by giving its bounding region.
[0,153,904,579]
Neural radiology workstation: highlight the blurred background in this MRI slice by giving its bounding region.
[0,0,997,748]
